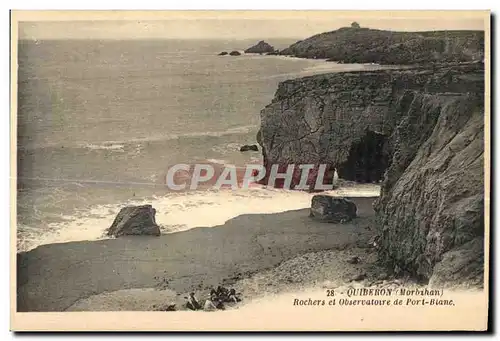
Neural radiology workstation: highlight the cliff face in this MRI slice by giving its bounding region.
[258,62,485,287]
[280,28,484,65]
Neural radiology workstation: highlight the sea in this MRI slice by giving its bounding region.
[16,39,381,252]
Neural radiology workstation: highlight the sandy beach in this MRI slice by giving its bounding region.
[18,197,381,312]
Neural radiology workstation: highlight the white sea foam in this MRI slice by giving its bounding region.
[84,143,126,151]
[17,184,380,252]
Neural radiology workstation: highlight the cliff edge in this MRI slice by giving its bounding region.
[258,62,485,287]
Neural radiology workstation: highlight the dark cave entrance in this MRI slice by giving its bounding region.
[337,130,389,183]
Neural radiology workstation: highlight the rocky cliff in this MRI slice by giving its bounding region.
[280,28,484,65]
[257,62,485,287]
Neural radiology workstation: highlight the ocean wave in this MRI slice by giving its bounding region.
[16,184,381,252]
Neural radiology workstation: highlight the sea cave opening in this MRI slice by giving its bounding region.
[337,130,389,183]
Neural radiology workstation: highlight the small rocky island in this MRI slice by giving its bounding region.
[244,40,275,54]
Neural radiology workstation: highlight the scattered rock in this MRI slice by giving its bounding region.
[244,40,275,54]
[346,256,361,264]
[309,196,357,223]
[106,205,161,237]
[240,144,259,152]
[229,51,241,56]
[352,273,366,282]
[218,51,228,56]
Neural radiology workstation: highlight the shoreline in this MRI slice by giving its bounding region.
[18,196,378,312]
[17,183,381,253]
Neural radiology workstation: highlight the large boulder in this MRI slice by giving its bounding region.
[245,41,275,54]
[106,205,161,237]
[229,51,241,56]
[309,196,357,223]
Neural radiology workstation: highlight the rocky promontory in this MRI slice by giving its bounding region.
[17,198,378,311]
[245,40,275,54]
[257,62,485,287]
[279,27,484,65]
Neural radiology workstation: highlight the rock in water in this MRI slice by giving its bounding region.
[229,51,241,56]
[240,144,259,152]
[278,28,483,64]
[310,196,357,223]
[244,41,275,54]
[107,205,161,237]
[257,62,484,286]
[218,51,228,55]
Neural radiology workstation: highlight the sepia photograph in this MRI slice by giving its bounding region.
[10,10,490,331]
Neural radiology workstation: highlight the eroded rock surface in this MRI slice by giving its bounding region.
[106,205,161,237]
[240,144,259,152]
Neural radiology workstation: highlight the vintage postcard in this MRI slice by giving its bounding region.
[11,10,490,331]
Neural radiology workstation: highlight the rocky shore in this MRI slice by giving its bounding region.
[257,61,485,288]
[244,40,275,54]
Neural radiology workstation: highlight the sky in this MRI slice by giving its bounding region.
[16,11,486,40]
